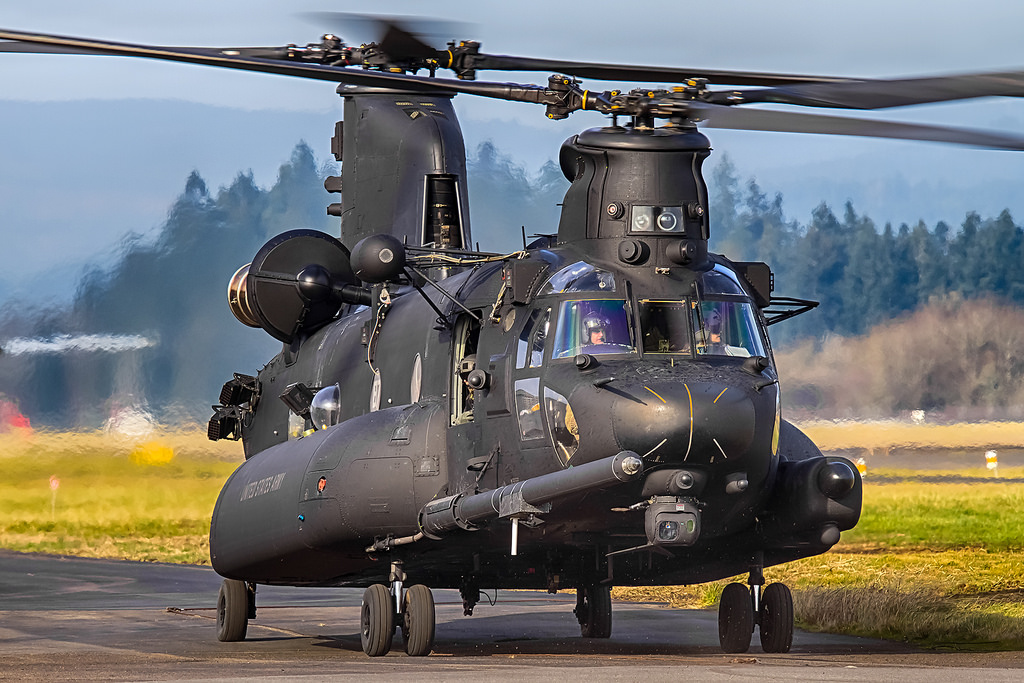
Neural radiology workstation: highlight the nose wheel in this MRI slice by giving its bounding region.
[717,572,793,653]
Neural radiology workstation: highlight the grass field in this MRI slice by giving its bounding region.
[797,419,1024,452]
[3,424,1024,648]
[0,429,240,564]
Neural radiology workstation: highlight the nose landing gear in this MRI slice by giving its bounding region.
[717,564,793,653]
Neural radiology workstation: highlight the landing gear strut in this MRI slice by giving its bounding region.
[360,562,436,657]
[717,563,793,653]
[575,583,612,638]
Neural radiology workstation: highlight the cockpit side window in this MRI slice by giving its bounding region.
[515,307,551,370]
[552,299,636,359]
[692,299,766,358]
[638,300,693,355]
[697,264,748,297]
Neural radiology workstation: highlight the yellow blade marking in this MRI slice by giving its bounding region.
[683,383,694,461]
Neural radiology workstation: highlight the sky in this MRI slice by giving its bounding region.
[4,1,1024,303]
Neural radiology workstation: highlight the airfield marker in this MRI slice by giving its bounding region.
[49,475,59,520]
[986,450,998,478]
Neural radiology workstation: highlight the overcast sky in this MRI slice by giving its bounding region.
[4,1,1024,302]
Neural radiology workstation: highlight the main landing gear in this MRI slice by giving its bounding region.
[574,583,613,638]
[360,562,436,657]
[216,579,256,642]
[717,565,794,653]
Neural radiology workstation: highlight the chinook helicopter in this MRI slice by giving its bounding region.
[5,20,1024,658]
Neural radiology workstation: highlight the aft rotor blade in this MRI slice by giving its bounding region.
[303,12,473,60]
[688,101,1024,150]
[729,71,1024,110]
[0,38,293,60]
[0,28,547,100]
[0,40,104,55]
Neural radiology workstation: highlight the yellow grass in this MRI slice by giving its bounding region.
[0,428,242,564]
[0,426,244,460]
[793,419,1024,452]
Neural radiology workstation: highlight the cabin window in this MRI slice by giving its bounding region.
[638,300,693,355]
[452,314,481,425]
[552,299,636,359]
[515,307,550,370]
[539,261,616,294]
[514,377,544,440]
[544,387,579,465]
[692,300,766,358]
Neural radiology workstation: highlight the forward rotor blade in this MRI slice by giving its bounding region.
[301,11,849,86]
[730,71,1024,109]
[688,101,1024,150]
[468,53,851,87]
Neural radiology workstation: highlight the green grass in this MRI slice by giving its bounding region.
[615,478,1024,649]
[843,480,1024,550]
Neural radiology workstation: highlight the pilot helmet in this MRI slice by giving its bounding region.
[706,307,723,333]
[583,314,609,338]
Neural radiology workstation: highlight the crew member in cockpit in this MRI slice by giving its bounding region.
[583,315,609,346]
[705,307,725,354]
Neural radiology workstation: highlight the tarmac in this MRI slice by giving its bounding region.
[2,549,1024,681]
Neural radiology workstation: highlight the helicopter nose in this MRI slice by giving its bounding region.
[610,382,756,464]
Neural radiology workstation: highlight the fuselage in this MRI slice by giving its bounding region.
[208,242,856,590]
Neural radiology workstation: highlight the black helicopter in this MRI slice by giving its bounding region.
[5,20,1024,658]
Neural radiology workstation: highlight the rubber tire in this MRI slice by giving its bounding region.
[718,582,753,653]
[360,584,395,657]
[216,579,248,642]
[401,584,436,656]
[578,584,613,638]
[759,583,794,653]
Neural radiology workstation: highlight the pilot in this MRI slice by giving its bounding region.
[705,307,725,353]
[583,315,609,346]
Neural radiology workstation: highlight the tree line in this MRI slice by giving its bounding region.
[1,144,1022,426]
[709,157,1024,344]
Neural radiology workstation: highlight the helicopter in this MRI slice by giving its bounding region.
[4,19,1024,659]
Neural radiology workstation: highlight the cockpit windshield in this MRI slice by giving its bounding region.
[638,300,692,354]
[693,299,766,358]
[552,299,636,359]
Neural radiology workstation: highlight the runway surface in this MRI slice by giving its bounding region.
[2,550,1023,681]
